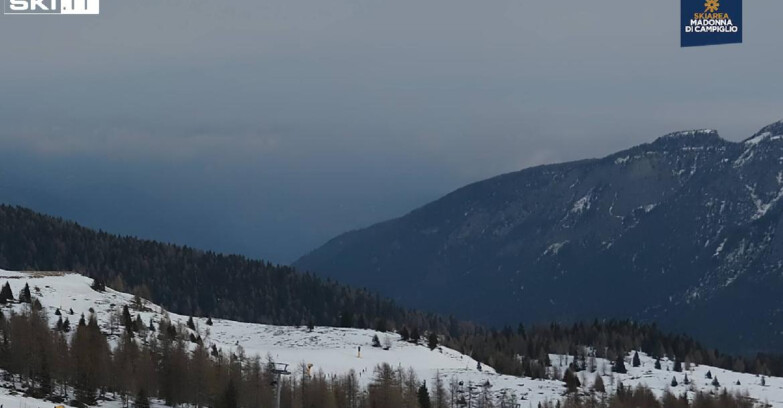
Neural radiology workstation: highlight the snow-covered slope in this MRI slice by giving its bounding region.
[3,269,783,407]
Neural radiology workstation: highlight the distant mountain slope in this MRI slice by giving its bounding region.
[0,205,433,331]
[296,120,783,353]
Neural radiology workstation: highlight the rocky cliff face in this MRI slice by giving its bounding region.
[296,120,783,352]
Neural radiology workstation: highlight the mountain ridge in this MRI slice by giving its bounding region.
[295,119,783,353]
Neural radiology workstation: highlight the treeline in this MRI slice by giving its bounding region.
[545,385,758,408]
[448,320,783,379]
[0,305,765,408]
[2,204,783,381]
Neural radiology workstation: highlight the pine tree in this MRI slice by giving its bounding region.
[410,327,421,344]
[563,368,581,393]
[671,376,678,387]
[427,332,439,350]
[18,283,32,303]
[400,327,410,342]
[372,334,381,348]
[122,305,133,329]
[206,316,213,326]
[0,282,13,302]
[135,314,144,332]
[683,374,690,385]
[417,381,431,408]
[187,316,196,331]
[592,374,605,393]
[654,358,661,370]
[673,358,682,372]
[712,376,720,387]
[706,370,712,379]
[90,278,106,292]
[614,355,627,374]
[632,351,641,367]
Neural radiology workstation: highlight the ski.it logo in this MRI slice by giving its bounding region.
[4,0,99,15]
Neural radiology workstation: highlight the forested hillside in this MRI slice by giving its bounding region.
[0,205,430,330]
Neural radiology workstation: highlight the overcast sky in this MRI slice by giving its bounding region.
[1,0,782,263]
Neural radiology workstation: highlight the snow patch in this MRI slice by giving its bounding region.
[744,131,772,146]
[570,193,592,214]
[614,156,630,165]
[543,241,569,256]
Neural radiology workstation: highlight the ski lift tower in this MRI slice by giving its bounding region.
[271,362,291,408]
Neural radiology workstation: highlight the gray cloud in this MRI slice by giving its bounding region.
[1,0,782,263]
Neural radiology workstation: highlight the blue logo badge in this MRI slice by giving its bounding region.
[681,0,742,47]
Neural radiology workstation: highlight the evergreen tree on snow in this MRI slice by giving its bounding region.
[592,374,605,393]
[122,305,133,329]
[427,332,439,350]
[614,355,627,374]
[563,368,581,393]
[400,327,410,342]
[632,351,641,367]
[0,282,13,302]
[90,278,106,292]
[18,283,32,303]
[410,327,421,344]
